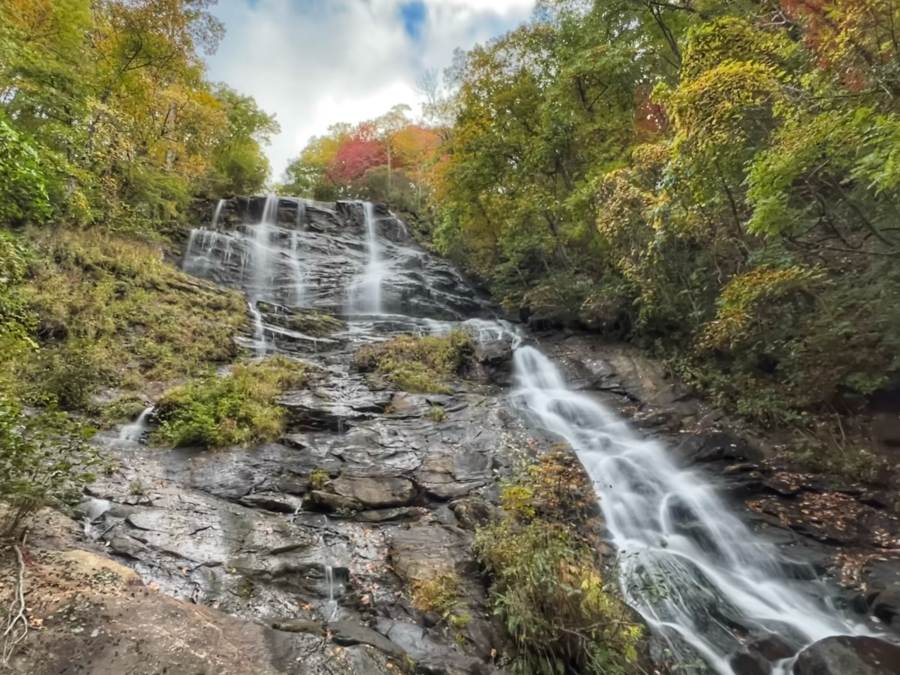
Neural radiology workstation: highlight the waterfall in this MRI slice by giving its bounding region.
[250,194,278,300]
[510,345,871,674]
[248,300,267,357]
[211,199,225,228]
[324,564,338,621]
[347,202,385,314]
[295,198,307,228]
[289,231,305,306]
[119,405,154,443]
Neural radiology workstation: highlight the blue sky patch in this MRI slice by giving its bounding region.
[399,1,427,41]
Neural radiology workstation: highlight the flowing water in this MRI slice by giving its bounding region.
[118,405,154,443]
[247,300,267,357]
[510,346,872,673]
[211,199,225,228]
[324,564,338,621]
[347,201,385,315]
[183,195,307,311]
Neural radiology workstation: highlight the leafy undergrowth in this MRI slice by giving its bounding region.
[153,356,306,449]
[0,396,101,535]
[411,572,472,638]
[17,228,246,409]
[475,450,642,675]
[353,329,474,393]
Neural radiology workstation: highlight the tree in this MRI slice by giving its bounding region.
[372,104,412,192]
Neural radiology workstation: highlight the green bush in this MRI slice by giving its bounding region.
[22,229,247,389]
[0,117,51,226]
[476,452,641,675]
[0,231,36,386]
[153,356,306,449]
[25,340,111,411]
[0,395,100,535]
[353,329,474,393]
[411,572,471,636]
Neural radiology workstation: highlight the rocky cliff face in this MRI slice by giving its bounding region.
[7,198,900,675]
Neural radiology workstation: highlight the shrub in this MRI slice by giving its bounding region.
[353,329,474,394]
[427,405,447,422]
[24,340,111,411]
[101,394,150,427]
[411,572,472,635]
[0,395,100,535]
[476,452,641,675]
[22,229,247,390]
[309,468,330,490]
[0,117,51,227]
[0,231,36,388]
[153,356,306,449]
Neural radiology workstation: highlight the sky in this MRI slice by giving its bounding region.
[206,0,537,180]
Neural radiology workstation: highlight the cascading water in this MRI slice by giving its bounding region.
[510,346,872,674]
[295,198,307,228]
[347,201,385,314]
[249,195,278,299]
[184,194,307,309]
[118,405,154,443]
[248,300,267,357]
[211,199,225,228]
[324,564,338,621]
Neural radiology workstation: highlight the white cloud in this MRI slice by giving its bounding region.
[206,0,535,181]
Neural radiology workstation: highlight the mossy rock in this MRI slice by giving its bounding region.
[256,302,345,337]
[352,330,474,394]
[101,393,150,427]
[153,356,306,449]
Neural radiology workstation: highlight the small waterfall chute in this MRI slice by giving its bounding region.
[211,199,225,228]
[248,300,267,357]
[347,201,385,315]
[119,405,154,443]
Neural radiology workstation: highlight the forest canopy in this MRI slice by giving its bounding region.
[0,0,278,232]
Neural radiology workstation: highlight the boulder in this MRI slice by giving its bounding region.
[794,636,900,675]
[330,475,416,508]
[329,621,408,661]
[389,525,465,583]
[871,584,900,630]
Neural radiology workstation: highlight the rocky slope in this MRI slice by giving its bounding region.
[3,198,900,675]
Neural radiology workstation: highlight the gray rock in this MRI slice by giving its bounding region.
[450,497,495,530]
[389,525,465,583]
[331,475,416,508]
[415,448,491,500]
[329,621,407,661]
[871,584,900,630]
[304,490,361,513]
[794,636,900,675]
[356,507,427,523]
[270,618,325,635]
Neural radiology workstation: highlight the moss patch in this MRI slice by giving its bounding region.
[18,228,246,407]
[411,573,471,637]
[475,451,642,674]
[258,302,345,337]
[153,356,306,449]
[353,329,474,394]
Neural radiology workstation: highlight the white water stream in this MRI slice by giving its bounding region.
[118,405,154,443]
[511,345,872,673]
[347,201,385,314]
[183,195,307,310]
